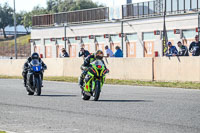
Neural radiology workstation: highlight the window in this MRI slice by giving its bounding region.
[110,35,121,42]
[82,37,91,43]
[144,2,149,15]
[182,29,197,39]
[198,0,200,8]
[179,0,184,11]
[68,38,77,44]
[166,0,172,12]
[191,0,197,9]
[95,36,105,43]
[44,39,54,45]
[143,32,156,41]
[56,38,64,45]
[149,1,155,14]
[34,40,41,45]
[172,0,178,11]
[126,33,137,41]
[133,4,138,16]
[139,3,144,16]
[185,0,191,10]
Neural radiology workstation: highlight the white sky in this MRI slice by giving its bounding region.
[0,0,151,12]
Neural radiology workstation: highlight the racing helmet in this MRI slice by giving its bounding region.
[95,50,104,60]
[31,52,39,60]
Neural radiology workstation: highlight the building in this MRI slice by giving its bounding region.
[127,0,132,4]
[30,0,200,58]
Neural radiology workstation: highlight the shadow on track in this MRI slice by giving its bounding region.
[98,100,153,103]
[40,95,77,97]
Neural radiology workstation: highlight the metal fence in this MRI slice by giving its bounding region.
[122,0,200,19]
[32,7,109,27]
[0,43,31,59]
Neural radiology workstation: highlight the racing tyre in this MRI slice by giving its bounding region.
[93,80,101,101]
[35,77,41,96]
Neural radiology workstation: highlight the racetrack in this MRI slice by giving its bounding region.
[0,79,200,133]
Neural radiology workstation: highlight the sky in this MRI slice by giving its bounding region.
[0,0,151,12]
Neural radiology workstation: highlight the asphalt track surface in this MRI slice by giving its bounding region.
[0,79,200,133]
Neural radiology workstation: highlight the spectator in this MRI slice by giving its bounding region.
[114,46,123,57]
[61,48,69,57]
[189,35,200,56]
[105,45,114,57]
[177,41,189,56]
[166,42,178,56]
[79,47,90,59]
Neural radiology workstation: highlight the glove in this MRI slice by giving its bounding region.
[106,69,109,74]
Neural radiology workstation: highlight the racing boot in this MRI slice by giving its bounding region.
[79,77,84,89]
[23,79,27,87]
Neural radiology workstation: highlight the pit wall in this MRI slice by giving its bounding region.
[0,57,199,82]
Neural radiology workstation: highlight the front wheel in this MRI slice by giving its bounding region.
[35,77,41,96]
[93,80,101,101]
[81,90,90,100]
[26,87,34,95]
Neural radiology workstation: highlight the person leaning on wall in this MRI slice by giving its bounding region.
[177,41,189,56]
[166,42,178,57]
[114,46,123,58]
[189,35,200,56]
[105,45,114,57]
[61,48,69,58]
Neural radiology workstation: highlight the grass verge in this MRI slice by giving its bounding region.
[0,131,6,133]
[0,34,30,46]
[0,75,200,89]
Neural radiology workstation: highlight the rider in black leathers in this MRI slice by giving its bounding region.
[79,50,108,88]
[22,53,47,87]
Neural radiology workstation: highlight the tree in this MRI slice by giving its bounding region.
[21,12,32,34]
[46,0,104,13]
[0,3,13,38]
[47,0,60,13]
[31,6,48,15]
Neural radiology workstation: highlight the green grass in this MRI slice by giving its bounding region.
[0,75,200,89]
[0,131,6,133]
[0,34,30,46]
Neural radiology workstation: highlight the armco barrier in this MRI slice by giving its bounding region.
[0,58,153,81]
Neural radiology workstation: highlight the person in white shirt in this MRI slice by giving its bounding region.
[105,45,114,57]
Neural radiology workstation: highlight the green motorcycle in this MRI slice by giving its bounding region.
[81,60,109,101]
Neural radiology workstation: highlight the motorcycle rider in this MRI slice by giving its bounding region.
[22,52,47,87]
[189,35,200,56]
[79,50,109,88]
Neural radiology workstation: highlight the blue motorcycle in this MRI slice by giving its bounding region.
[26,59,44,96]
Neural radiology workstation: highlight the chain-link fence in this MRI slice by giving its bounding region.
[0,43,31,59]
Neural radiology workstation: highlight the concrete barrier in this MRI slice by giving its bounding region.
[106,58,153,80]
[154,57,200,82]
[0,58,153,81]
[0,59,26,76]
[1,57,200,82]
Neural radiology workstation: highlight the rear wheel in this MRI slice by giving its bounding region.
[35,77,41,96]
[93,80,101,101]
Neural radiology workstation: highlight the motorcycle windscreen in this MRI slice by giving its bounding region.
[93,60,104,67]
[31,59,41,72]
